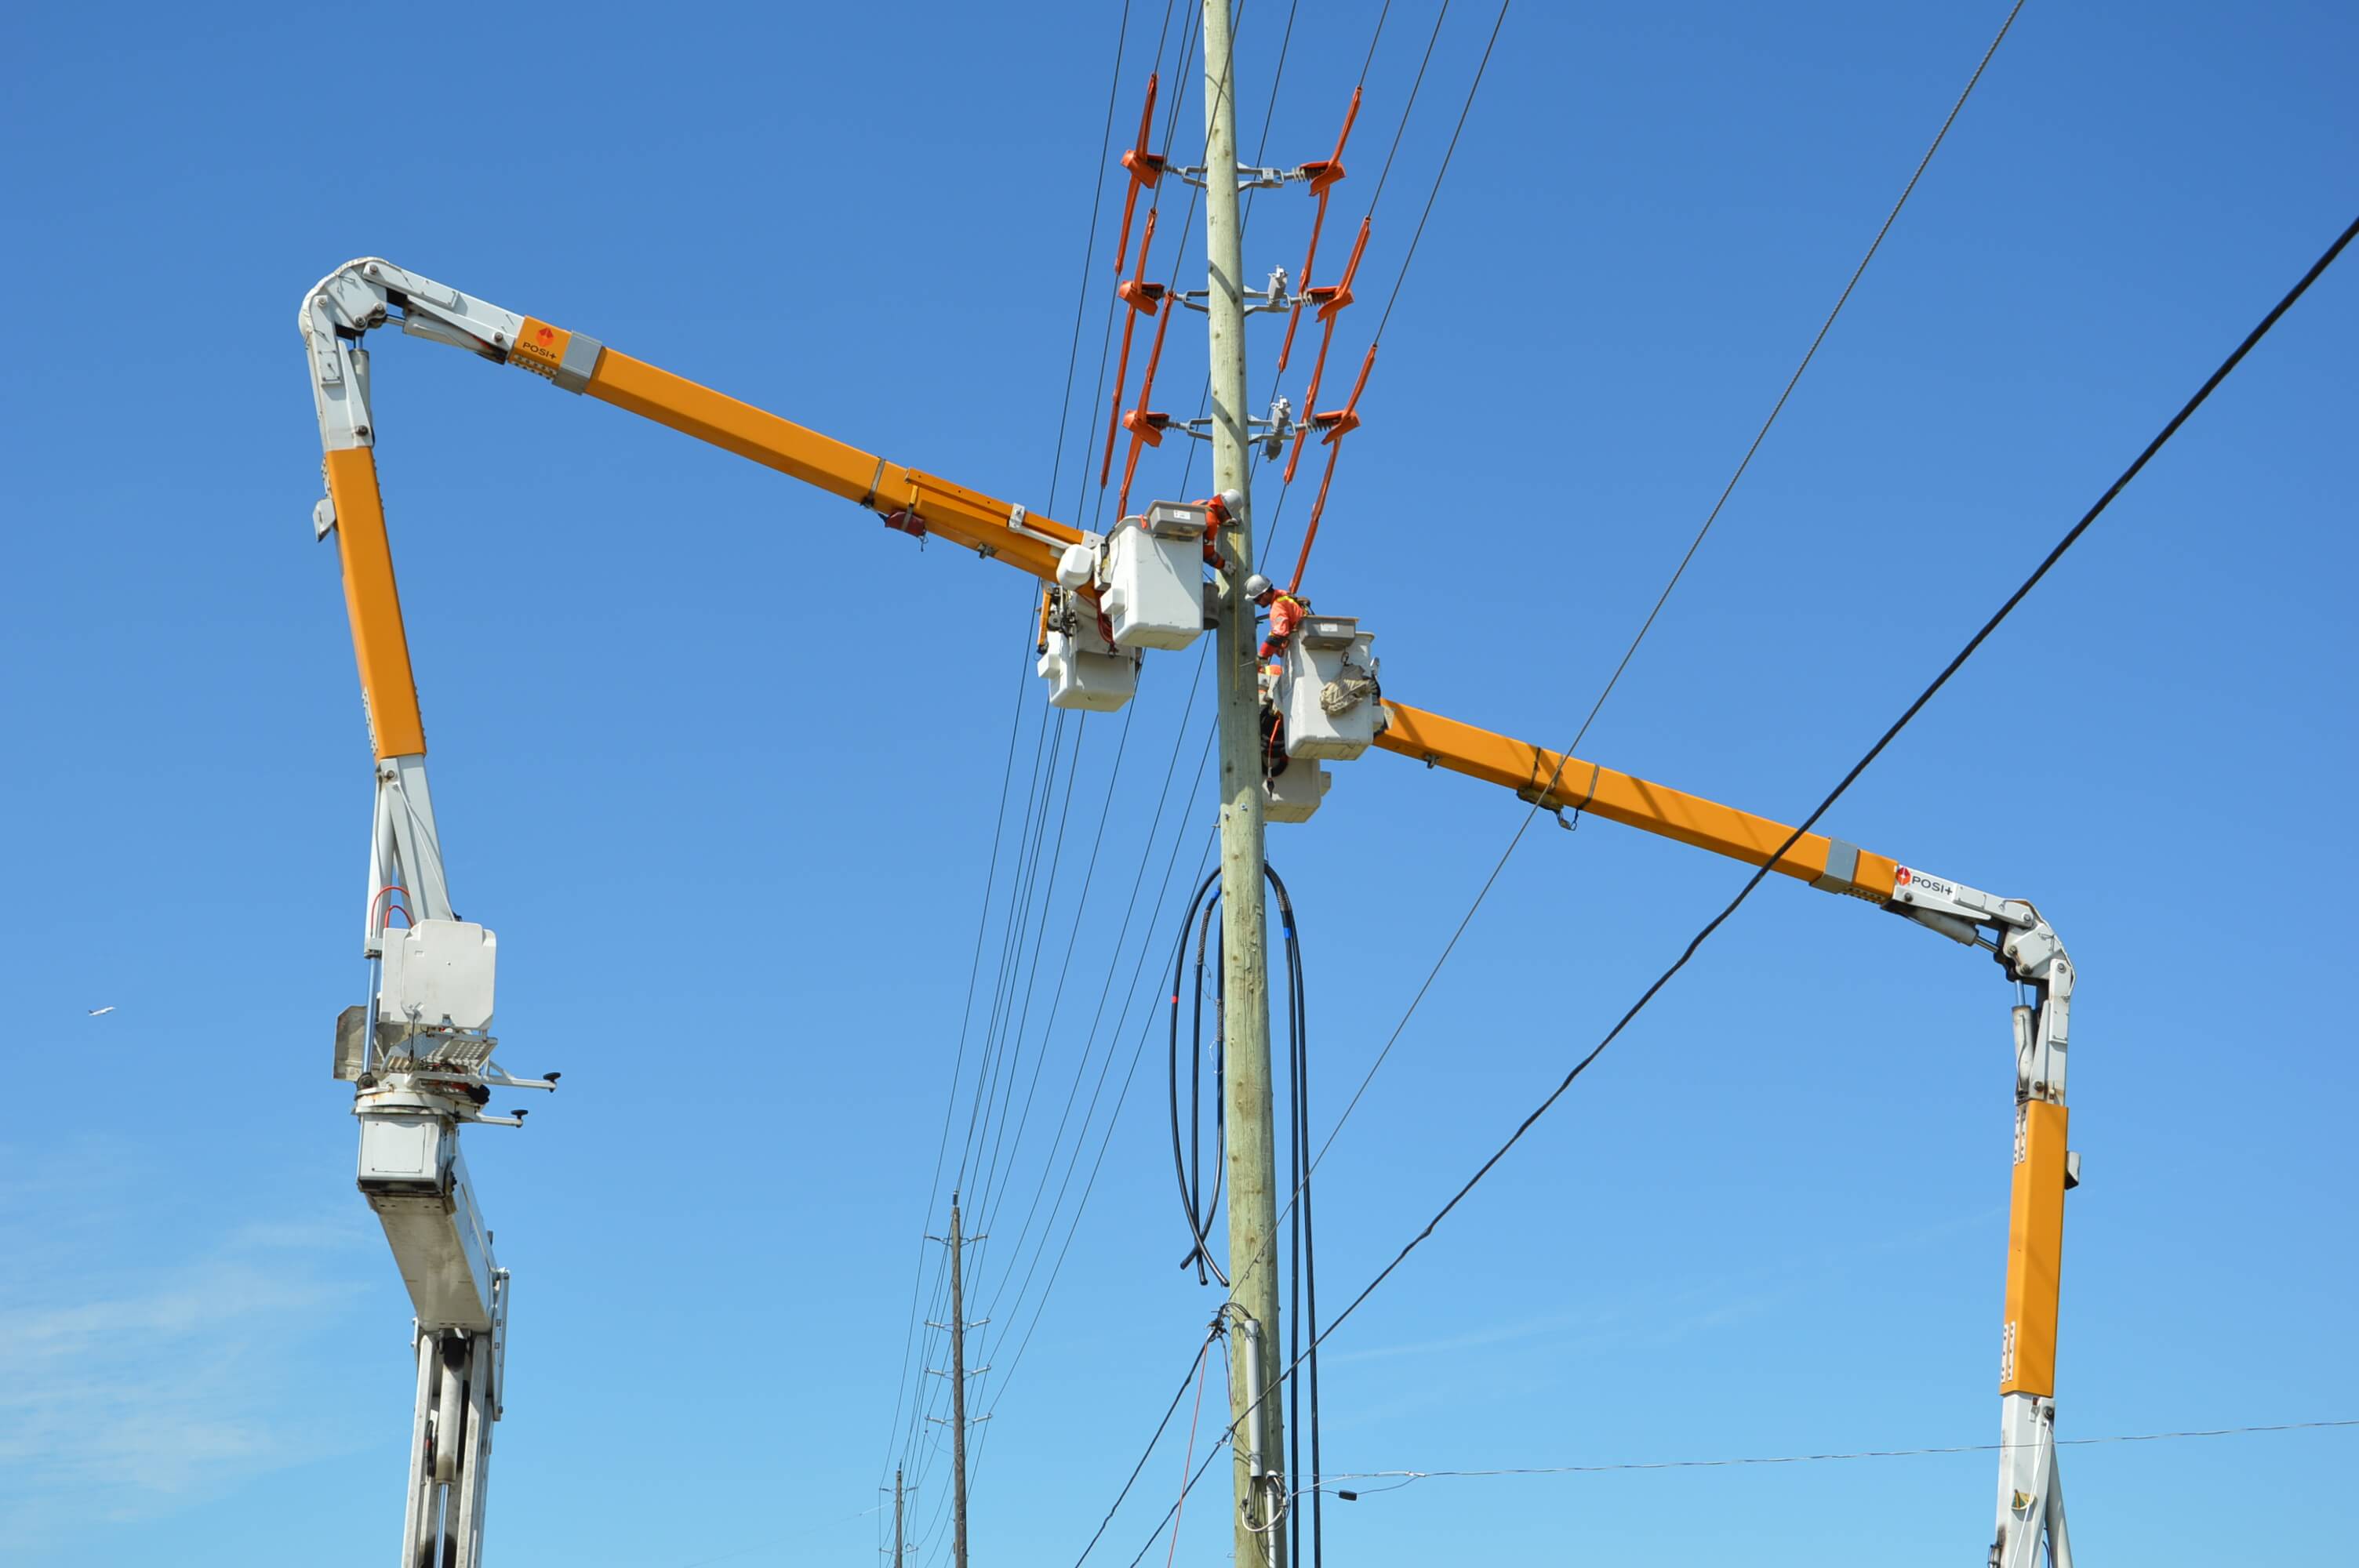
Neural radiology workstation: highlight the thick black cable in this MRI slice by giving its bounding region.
[1065,1326,1223,1568]
[1112,1435,1230,1568]
[1168,869,1229,1283]
[1279,205,2359,1386]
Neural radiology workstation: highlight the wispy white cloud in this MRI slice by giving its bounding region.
[0,1141,378,1553]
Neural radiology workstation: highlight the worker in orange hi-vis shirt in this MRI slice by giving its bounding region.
[1245,573,1308,659]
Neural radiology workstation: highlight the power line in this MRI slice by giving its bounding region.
[1363,0,1452,216]
[1249,202,2359,1425]
[1551,0,2029,760]
[881,0,1147,1504]
[1310,1419,2359,1492]
[1065,1327,1223,1568]
[964,818,1223,1496]
[976,650,1216,1323]
[1357,0,1395,85]
[1247,0,2037,1270]
[971,710,1135,1224]
[1092,1417,2359,1562]
[1252,0,1413,564]
[878,0,1143,1489]
[1369,0,1508,341]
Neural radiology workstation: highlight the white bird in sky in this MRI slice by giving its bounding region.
[86,1006,115,1016]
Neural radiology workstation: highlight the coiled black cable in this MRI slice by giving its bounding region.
[1169,869,1227,1285]
[1165,861,1322,1566]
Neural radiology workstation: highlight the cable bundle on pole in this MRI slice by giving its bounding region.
[1165,861,1324,1566]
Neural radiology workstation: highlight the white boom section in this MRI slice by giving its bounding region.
[336,912,554,1566]
[1885,867,2077,1568]
[304,262,568,1566]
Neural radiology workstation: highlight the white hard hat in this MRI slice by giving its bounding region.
[1244,573,1274,597]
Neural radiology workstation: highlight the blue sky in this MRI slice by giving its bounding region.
[4,2,2354,1563]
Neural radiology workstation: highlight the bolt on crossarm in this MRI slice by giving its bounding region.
[1371,699,2077,1565]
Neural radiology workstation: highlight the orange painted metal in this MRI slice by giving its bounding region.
[324,447,427,760]
[1285,218,1371,483]
[1103,208,1164,490]
[1114,73,1166,284]
[1373,700,1900,899]
[1285,343,1378,596]
[1280,87,1363,373]
[583,348,1075,583]
[2000,1099,2070,1397]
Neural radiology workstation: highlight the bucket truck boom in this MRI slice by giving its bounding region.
[1366,700,2078,1566]
[300,258,1217,1566]
[300,256,2081,1566]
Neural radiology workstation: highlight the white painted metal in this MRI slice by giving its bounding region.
[301,259,528,453]
[434,1349,463,1484]
[357,1112,440,1186]
[399,1330,438,1568]
[452,1330,494,1568]
[1261,759,1329,824]
[1103,510,1207,651]
[1990,1392,2073,1567]
[379,920,498,1033]
[1891,868,2073,1102]
[1238,1316,1267,1480]
[373,754,455,940]
[358,1098,496,1330]
[1036,593,1140,713]
[1279,619,1382,760]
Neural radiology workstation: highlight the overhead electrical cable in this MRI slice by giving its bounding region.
[1545,0,2029,757]
[972,710,1138,1225]
[976,644,1216,1320]
[1259,0,1496,572]
[881,0,1147,1507]
[1367,0,1508,341]
[1248,207,2359,1407]
[964,822,1223,1493]
[1246,0,2037,1249]
[1063,1324,1224,1568]
[1305,1417,2359,1494]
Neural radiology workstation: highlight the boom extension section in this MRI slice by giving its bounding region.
[1369,699,2077,1566]
[300,258,1223,1563]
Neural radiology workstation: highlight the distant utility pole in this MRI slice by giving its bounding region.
[1200,2,1285,1565]
[893,1466,906,1568]
[926,1198,987,1568]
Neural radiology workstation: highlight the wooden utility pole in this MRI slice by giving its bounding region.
[893,1466,906,1568]
[935,1199,976,1568]
[1200,2,1285,1564]
[923,1199,983,1568]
